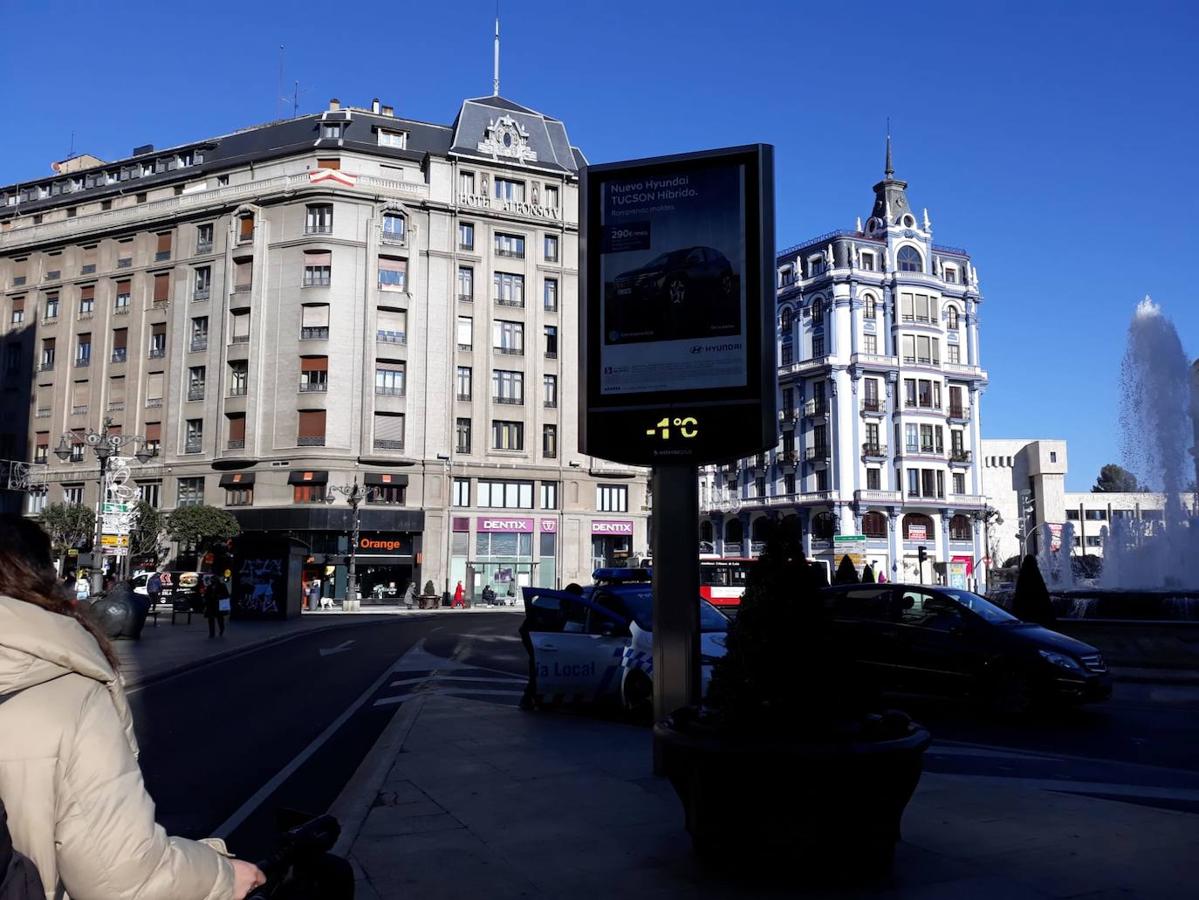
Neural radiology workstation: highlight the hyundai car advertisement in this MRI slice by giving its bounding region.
[598,162,747,395]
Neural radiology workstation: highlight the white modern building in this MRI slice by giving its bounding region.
[700,143,989,584]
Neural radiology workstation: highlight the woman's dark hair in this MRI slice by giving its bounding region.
[0,514,119,670]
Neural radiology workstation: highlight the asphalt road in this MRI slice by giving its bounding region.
[129,611,1199,865]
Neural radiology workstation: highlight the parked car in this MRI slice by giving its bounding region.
[522,568,729,718]
[821,583,1111,714]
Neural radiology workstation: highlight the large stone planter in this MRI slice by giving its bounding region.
[654,714,930,876]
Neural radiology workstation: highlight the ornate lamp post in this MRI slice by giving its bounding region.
[971,504,1002,593]
[54,417,158,594]
[328,478,380,611]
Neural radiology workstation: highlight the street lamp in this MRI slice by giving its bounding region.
[328,478,380,611]
[56,417,158,594]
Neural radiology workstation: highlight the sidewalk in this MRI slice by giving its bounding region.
[115,607,515,689]
[337,695,1199,899]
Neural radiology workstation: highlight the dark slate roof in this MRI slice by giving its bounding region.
[450,95,581,174]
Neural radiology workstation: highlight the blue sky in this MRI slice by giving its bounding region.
[3,0,1195,491]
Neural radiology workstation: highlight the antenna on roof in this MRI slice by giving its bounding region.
[68,130,75,159]
[293,81,300,118]
[493,2,501,96]
[277,45,285,120]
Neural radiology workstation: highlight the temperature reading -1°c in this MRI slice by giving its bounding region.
[645,416,700,440]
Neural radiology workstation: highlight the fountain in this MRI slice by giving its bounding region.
[1051,298,1199,618]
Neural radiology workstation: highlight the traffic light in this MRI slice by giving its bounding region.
[917,546,928,564]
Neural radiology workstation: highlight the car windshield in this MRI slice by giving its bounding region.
[642,253,674,270]
[940,588,1019,624]
[614,589,729,633]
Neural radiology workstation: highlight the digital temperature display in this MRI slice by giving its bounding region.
[645,417,699,440]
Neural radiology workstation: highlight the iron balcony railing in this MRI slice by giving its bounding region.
[862,442,887,457]
[862,398,883,413]
[227,439,245,449]
[229,385,248,397]
[304,225,333,235]
[196,241,213,254]
[494,396,523,405]
[297,436,326,446]
[373,439,404,450]
[191,338,208,352]
[301,326,329,340]
[193,288,210,301]
[376,331,407,344]
[375,386,405,396]
[111,349,127,363]
[184,438,203,453]
[299,381,328,393]
[149,347,166,358]
[496,298,525,308]
[188,386,205,401]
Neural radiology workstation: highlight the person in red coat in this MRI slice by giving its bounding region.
[452,581,466,608]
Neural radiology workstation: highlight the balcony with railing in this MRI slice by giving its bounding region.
[495,297,525,308]
[230,334,250,345]
[862,442,888,459]
[861,397,885,415]
[110,348,127,363]
[495,346,524,356]
[949,449,972,465]
[947,404,970,422]
[457,293,473,303]
[148,346,166,359]
[74,356,90,368]
[301,326,329,340]
[803,399,828,419]
[855,489,903,504]
[802,444,831,464]
[190,337,208,352]
[39,361,54,372]
[778,408,799,428]
[184,438,203,453]
[188,385,205,401]
[304,224,333,236]
[196,240,213,255]
[299,379,328,393]
[375,385,405,397]
[493,396,524,405]
[35,407,51,418]
[373,438,404,450]
[193,288,210,301]
[145,397,163,408]
[297,435,326,446]
[232,282,252,294]
[376,330,407,345]
[227,439,245,449]
[779,449,799,470]
[229,384,248,397]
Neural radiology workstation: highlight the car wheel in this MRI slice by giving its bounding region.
[622,669,653,724]
[987,665,1035,716]
[667,276,687,305]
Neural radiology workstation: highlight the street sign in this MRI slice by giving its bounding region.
[580,144,776,466]
[833,535,867,544]
[103,502,133,515]
[101,534,129,549]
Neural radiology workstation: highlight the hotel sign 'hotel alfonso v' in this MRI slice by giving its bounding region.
[0,94,650,601]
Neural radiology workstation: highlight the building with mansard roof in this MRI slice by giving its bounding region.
[0,94,648,600]
[699,142,989,586]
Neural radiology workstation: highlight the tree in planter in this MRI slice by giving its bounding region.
[1012,554,1056,626]
[422,579,436,597]
[39,504,95,569]
[860,563,876,584]
[165,505,240,561]
[833,554,859,585]
[129,501,165,565]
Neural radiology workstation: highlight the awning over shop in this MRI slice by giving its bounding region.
[219,472,256,487]
[288,470,328,485]
[364,473,409,487]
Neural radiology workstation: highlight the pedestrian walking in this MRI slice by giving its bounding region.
[0,514,266,899]
[203,575,229,637]
[147,569,163,610]
[452,580,466,608]
[73,571,90,604]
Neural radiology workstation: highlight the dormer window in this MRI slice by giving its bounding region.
[897,246,923,272]
[944,264,959,284]
[779,267,794,287]
[378,130,407,149]
[807,255,825,277]
[860,251,876,272]
[321,122,344,140]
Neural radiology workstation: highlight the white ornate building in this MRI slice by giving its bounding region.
[700,142,989,584]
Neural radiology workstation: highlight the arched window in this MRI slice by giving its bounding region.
[811,298,825,326]
[780,307,793,333]
[725,518,744,544]
[862,511,888,538]
[949,515,972,542]
[946,306,960,330]
[812,511,835,541]
[903,513,935,541]
[863,295,877,320]
[897,246,922,272]
[700,520,714,543]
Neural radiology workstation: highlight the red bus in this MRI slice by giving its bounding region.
[699,557,753,610]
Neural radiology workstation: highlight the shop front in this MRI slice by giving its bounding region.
[353,531,416,604]
[591,519,635,569]
[459,515,559,602]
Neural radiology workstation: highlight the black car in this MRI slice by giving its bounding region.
[609,246,737,341]
[821,583,1111,714]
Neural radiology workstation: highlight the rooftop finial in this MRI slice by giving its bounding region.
[885,118,894,178]
[492,5,501,97]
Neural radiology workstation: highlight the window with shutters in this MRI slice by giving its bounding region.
[377,309,407,344]
[155,232,172,261]
[152,272,170,305]
[491,420,523,451]
[191,316,208,351]
[44,293,59,319]
[231,311,250,344]
[111,328,128,363]
[305,204,333,235]
[149,323,166,358]
[373,412,405,450]
[302,251,331,287]
[75,334,91,366]
[300,357,328,393]
[227,412,246,450]
[10,296,24,325]
[34,432,49,464]
[457,266,474,301]
[297,409,326,446]
[146,372,164,408]
[301,304,330,340]
[71,380,89,416]
[184,419,203,453]
[456,316,472,351]
[78,285,95,316]
[188,366,206,401]
[456,366,472,400]
[143,422,161,454]
[229,361,248,396]
[378,256,406,290]
[193,266,211,300]
[456,418,472,453]
[238,215,254,244]
[107,375,126,412]
[375,363,405,396]
[114,281,130,311]
[196,223,214,254]
[234,258,253,292]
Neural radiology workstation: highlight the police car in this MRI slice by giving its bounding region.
[521,568,729,718]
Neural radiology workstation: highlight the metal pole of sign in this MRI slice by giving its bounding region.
[651,465,701,736]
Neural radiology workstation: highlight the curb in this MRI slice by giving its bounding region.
[122,616,432,691]
[329,695,428,857]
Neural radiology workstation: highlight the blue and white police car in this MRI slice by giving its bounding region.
[521,568,730,718]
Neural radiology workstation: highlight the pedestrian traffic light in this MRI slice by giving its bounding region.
[917,546,928,564]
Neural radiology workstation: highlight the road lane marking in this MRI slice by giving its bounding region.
[319,639,356,657]
[374,687,525,707]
